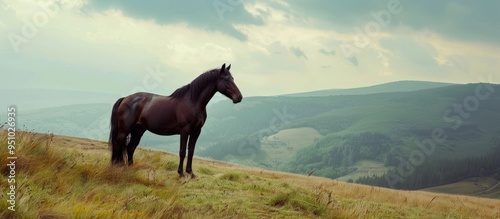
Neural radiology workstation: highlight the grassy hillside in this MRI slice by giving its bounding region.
[422,177,500,199]
[2,131,500,218]
[6,83,500,192]
[248,127,322,168]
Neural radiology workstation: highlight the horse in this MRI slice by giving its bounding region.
[109,63,242,178]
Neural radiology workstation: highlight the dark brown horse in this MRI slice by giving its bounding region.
[109,63,242,177]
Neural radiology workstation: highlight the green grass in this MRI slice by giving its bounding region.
[258,127,322,168]
[2,131,500,218]
[0,131,333,218]
[0,132,181,218]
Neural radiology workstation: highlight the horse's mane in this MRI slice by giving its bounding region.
[169,68,220,100]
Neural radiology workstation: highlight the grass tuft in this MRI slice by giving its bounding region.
[198,166,216,176]
[269,191,328,216]
[163,160,178,171]
[220,172,247,182]
[269,193,291,207]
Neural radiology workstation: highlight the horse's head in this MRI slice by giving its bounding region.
[216,63,242,104]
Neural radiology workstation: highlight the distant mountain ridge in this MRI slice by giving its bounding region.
[283,81,455,97]
[0,89,119,111]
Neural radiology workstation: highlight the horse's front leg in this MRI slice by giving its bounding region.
[186,129,201,178]
[177,132,188,178]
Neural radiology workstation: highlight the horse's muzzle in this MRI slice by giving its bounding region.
[233,94,242,104]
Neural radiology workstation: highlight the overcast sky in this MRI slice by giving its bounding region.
[1,0,499,97]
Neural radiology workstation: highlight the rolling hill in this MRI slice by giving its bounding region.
[422,177,500,199]
[283,81,454,97]
[0,89,118,111]
[4,81,500,193]
[200,83,500,183]
[1,131,499,218]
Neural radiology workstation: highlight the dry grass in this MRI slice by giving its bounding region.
[1,131,500,218]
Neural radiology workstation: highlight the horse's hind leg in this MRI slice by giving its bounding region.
[112,131,128,165]
[127,124,146,165]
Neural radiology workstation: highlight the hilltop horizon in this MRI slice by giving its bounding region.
[0,80,480,111]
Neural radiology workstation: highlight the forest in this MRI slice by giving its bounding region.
[356,141,500,189]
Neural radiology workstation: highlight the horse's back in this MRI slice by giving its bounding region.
[122,92,156,110]
[117,92,155,128]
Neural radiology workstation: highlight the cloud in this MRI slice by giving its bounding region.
[284,0,500,45]
[319,48,336,56]
[399,1,500,44]
[290,46,308,60]
[85,0,264,41]
[346,56,359,66]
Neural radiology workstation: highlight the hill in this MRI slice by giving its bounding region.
[0,89,118,111]
[283,81,454,97]
[1,131,500,218]
[201,84,500,183]
[422,177,500,199]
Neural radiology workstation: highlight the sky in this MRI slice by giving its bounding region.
[1,0,499,98]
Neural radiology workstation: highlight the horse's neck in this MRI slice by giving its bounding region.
[191,83,216,110]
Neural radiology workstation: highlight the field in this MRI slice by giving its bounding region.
[423,177,500,199]
[336,160,390,182]
[258,127,322,167]
[1,131,500,218]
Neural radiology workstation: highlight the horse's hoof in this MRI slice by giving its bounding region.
[190,173,196,179]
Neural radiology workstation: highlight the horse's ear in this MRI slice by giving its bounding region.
[220,63,226,72]
[227,64,231,70]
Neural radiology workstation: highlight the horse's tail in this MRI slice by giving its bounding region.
[109,97,125,165]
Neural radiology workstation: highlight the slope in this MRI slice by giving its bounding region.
[1,131,500,218]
